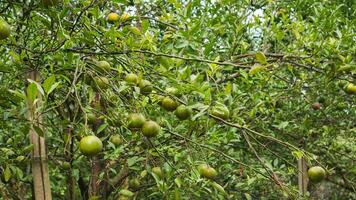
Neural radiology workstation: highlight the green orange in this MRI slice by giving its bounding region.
[344,83,356,94]
[141,121,160,137]
[198,164,218,179]
[127,113,146,129]
[124,73,138,85]
[174,105,192,120]
[308,166,326,183]
[139,80,153,95]
[210,104,230,120]
[79,135,103,156]
[161,97,178,111]
[0,19,10,40]
[109,135,122,146]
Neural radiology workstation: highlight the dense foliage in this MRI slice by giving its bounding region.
[0,0,355,199]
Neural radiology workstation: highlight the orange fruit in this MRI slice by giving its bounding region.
[344,83,356,94]
[198,164,217,179]
[161,97,178,111]
[210,104,229,120]
[109,135,122,146]
[141,121,160,137]
[87,113,97,124]
[165,87,182,97]
[0,19,10,40]
[124,73,138,85]
[93,76,109,90]
[127,113,146,129]
[308,166,326,183]
[95,60,111,73]
[174,105,192,120]
[120,13,130,21]
[62,161,71,170]
[107,12,120,23]
[139,80,153,95]
[79,135,103,156]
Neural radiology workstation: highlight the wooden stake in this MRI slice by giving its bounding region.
[27,70,52,200]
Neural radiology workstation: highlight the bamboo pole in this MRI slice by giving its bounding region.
[27,70,52,200]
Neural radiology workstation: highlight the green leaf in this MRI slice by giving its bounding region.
[249,65,266,75]
[42,75,56,93]
[28,79,44,96]
[33,125,45,137]
[4,165,12,182]
[119,189,134,197]
[174,177,182,188]
[211,181,226,194]
[96,123,108,134]
[26,83,38,102]
[244,193,252,200]
[255,52,267,65]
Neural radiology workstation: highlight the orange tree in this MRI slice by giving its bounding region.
[0,0,355,199]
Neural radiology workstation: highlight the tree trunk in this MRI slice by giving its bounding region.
[27,70,52,200]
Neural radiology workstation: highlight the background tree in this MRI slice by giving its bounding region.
[0,0,355,199]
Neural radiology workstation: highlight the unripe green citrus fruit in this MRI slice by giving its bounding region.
[210,104,230,120]
[95,60,111,73]
[62,161,71,170]
[174,105,192,120]
[127,113,146,129]
[93,76,109,90]
[344,83,356,94]
[141,121,160,137]
[124,73,138,85]
[161,97,178,111]
[0,19,10,40]
[308,166,326,183]
[139,80,153,95]
[198,164,217,179]
[79,135,103,156]
[109,135,122,146]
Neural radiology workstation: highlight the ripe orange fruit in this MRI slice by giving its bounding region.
[93,76,109,90]
[141,121,160,137]
[124,73,138,85]
[344,83,356,94]
[198,164,217,179]
[152,167,163,178]
[139,80,153,95]
[79,135,103,156]
[161,97,178,111]
[107,12,120,23]
[95,60,111,73]
[311,102,321,110]
[210,104,230,120]
[127,113,146,129]
[0,19,10,40]
[109,135,122,146]
[174,105,192,120]
[308,166,326,183]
